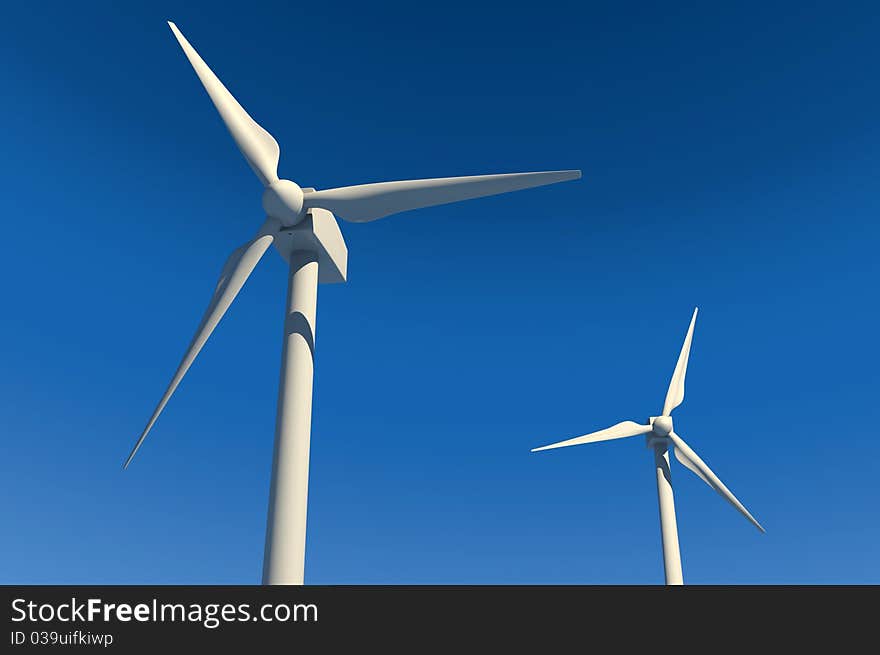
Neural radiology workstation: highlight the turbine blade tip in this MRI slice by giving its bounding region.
[123,441,142,470]
[553,170,581,181]
[167,22,185,41]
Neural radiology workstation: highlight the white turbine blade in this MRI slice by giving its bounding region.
[168,21,281,187]
[668,431,765,533]
[531,421,651,452]
[123,232,274,469]
[662,307,699,416]
[303,170,581,222]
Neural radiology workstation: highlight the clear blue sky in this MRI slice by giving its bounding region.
[1,0,878,584]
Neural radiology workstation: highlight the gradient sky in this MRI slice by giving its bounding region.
[1,0,878,584]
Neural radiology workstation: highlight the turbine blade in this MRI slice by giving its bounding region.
[662,307,698,416]
[668,431,765,533]
[123,231,275,468]
[303,170,581,222]
[531,421,651,452]
[168,21,281,187]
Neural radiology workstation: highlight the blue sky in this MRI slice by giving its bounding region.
[1,0,878,584]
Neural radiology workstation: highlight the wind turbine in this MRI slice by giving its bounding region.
[123,21,580,585]
[531,308,763,585]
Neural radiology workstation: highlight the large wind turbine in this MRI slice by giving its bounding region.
[531,309,763,584]
[123,22,580,585]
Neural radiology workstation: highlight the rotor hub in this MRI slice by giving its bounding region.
[651,416,673,437]
[262,179,305,226]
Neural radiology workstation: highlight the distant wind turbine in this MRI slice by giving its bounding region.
[123,21,580,585]
[531,308,763,584]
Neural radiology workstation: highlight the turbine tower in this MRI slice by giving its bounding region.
[123,22,580,585]
[531,308,763,584]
